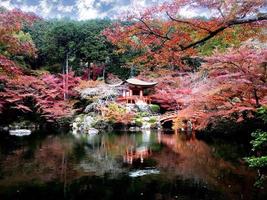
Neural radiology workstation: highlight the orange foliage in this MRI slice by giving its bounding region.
[101,103,134,124]
[103,0,266,68]
[75,80,101,90]
[149,46,267,131]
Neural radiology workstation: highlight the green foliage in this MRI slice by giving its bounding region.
[245,130,267,169]
[134,118,143,127]
[245,156,267,168]
[137,112,150,117]
[245,106,267,187]
[25,19,112,71]
[14,31,33,43]
[250,130,267,151]
[254,175,267,188]
[25,18,133,78]
[197,26,243,56]
[245,106,267,168]
[149,104,160,113]
[148,117,157,124]
[257,105,267,123]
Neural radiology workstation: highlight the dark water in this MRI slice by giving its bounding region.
[0,130,266,200]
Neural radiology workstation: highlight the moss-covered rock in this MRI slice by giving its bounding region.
[92,119,113,131]
[149,104,160,113]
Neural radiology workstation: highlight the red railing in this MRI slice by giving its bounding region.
[117,95,152,104]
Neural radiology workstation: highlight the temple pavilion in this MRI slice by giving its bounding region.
[117,78,158,104]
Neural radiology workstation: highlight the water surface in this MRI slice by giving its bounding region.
[0,130,265,200]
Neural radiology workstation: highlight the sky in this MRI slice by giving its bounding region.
[0,0,170,20]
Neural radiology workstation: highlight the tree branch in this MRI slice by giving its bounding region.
[181,13,267,50]
[137,18,171,40]
[166,12,212,33]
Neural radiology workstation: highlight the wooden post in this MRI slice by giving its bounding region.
[129,89,133,103]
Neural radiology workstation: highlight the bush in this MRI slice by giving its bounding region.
[134,118,143,127]
[148,117,157,124]
[103,103,134,124]
[149,104,160,113]
[245,106,267,187]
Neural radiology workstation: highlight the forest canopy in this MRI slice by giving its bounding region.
[0,0,266,129]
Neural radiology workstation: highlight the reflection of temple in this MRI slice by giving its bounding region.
[123,131,153,164]
[117,78,157,104]
[123,146,152,164]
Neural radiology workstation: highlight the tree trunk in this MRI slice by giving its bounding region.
[253,87,260,107]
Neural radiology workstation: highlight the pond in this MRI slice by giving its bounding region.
[0,129,266,200]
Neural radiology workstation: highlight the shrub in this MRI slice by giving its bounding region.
[148,117,157,124]
[245,106,267,187]
[149,104,160,113]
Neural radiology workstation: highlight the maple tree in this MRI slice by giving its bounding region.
[103,0,267,131]
[0,9,80,122]
[0,59,80,121]
[0,9,38,57]
[103,0,267,69]
[148,45,267,130]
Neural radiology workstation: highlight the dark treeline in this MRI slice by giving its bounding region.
[23,18,132,79]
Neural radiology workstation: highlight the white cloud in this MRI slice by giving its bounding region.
[40,0,53,17]
[19,4,38,13]
[0,0,212,21]
[0,0,14,10]
[76,0,99,20]
[179,5,214,18]
[99,0,115,3]
[57,4,74,13]
[103,0,156,19]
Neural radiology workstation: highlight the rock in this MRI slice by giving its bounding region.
[129,127,140,132]
[3,127,9,131]
[93,120,113,130]
[72,122,79,130]
[79,84,119,100]
[135,101,150,112]
[156,122,162,129]
[84,116,94,127]
[141,123,151,129]
[88,128,99,135]
[84,103,97,113]
[129,127,136,132]
[143,117,150,122]
[9,129,31,137]
[129,168,160,177]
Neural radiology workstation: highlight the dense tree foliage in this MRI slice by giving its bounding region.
[104,0,266,70]
[25,19,133,78]
[245,106,267,187]
[104,0,267,131]
[0,9,80,123]
[26,19,113,72]
[0,9,37,58]
[1,1,266,128]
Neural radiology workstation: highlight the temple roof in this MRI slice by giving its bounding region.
[126,78,158,87]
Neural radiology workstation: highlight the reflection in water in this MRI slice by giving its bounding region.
[129,168,160,177]
[124,130,153,164]
[0,130,266,200]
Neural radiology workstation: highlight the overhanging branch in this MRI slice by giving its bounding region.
[181,13,267,50]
